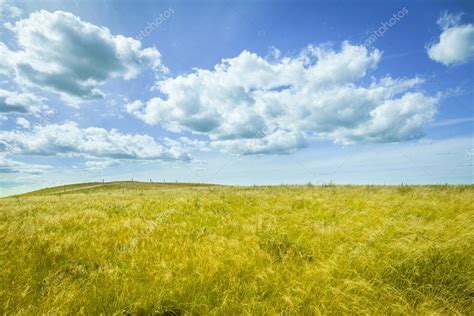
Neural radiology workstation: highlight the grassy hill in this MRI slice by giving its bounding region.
[11,181,220,197]
[1,183,473,314]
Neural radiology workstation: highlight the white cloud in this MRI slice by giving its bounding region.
[326,92,438,143]
[0,156,50,174]
[427,12,474,65]
[125,100,144,116]
[437,11,463,30]
[84,160,120,171]
[15,117,30,128]
[0,122,191,161]
[431,117,474,127]
[213,130,308,155]
[1,10,167,101]
[0,89,49,113]
[0,0,22,22]
[128,42,438,154]
[164,136,211,152]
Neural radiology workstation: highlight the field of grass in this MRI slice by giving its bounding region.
[1,182,473,314]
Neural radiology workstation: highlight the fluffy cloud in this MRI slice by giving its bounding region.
[326,92,437,143]
[427,12,474,65]
[1,10,166,101]
[128,42,438,154]
[15,117,30,128]
[0,89,49,114]
[214,130,309,155]
[0,122,190,161]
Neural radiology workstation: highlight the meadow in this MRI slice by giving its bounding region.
[0,182,473,314]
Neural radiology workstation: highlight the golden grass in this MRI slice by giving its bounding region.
[1,183,473,314]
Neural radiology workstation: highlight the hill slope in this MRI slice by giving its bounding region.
[12,181,220,197]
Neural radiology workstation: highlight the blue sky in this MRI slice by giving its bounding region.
[0,0,473,196]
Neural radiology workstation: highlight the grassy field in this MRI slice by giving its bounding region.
[0,182,473,314]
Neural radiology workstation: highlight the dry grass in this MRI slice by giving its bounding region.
[1,183,473,314]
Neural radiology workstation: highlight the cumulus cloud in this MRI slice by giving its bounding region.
[325,92,438,143]
[125,100,144,116]
[214,130,309,155]
[128,42,438,154]
[15,117,30,128]
[427,12,474,65]
[0,122,191,161]
[1,10,166,101]
[0,89,49,114]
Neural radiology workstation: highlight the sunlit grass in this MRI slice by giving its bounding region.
[1,183,473,314]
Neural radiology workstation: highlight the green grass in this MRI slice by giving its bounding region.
[1,183,473,314]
